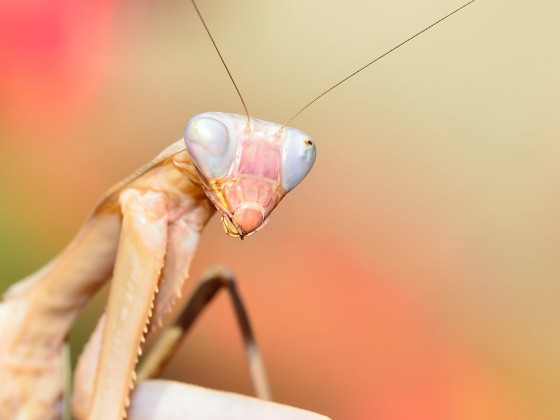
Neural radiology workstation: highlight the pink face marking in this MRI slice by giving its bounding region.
[184,112,316,238]
[224,139,282,233]
[238,141,281,179]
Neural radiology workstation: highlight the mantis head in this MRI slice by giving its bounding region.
[185,112,316,239]
[185,0,479,238]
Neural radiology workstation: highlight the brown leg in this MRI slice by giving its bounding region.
[137,266,271,401]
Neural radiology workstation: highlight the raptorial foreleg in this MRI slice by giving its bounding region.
[0,212,121,420]
[85,189,169,420]
[73,195,212,419]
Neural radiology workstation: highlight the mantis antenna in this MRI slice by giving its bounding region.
[190,0,478,130]
[190,0,251,128]
[280,0,478,129]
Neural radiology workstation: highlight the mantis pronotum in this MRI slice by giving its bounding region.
[0,1,478,418]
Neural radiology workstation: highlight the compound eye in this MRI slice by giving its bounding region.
[184,116,235,179]
[281,136,316,192]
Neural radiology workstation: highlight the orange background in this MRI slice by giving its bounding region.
[1,0,559,419]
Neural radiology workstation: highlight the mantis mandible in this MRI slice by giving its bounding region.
[0,0,478,418]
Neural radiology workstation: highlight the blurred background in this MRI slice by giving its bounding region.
[1,0,559,418]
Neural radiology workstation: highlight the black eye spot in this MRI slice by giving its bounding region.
[304,140,313,146]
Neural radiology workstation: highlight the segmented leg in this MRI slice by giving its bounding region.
[86,189,169,420]
[0,212,121,420]
[73,196,210,418]
[137,266,271,400]
[73,190,213,419]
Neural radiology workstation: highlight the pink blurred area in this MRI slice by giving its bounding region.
[1,1,559,419]
[0,0,116,130]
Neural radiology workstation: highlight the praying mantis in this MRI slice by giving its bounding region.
[0,0,479,419]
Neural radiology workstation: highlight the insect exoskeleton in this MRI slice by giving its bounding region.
[184,112,316,238]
